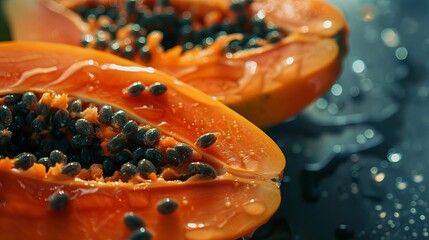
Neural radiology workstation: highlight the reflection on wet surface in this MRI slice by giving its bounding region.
[255,0,429,239]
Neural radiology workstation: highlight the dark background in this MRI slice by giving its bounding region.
[259,0,429,239]
[1,0,429,239]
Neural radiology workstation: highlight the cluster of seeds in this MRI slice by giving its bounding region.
[77,0,286,60]
[0,91,219,182]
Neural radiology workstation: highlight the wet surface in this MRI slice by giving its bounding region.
[256,0,429,239]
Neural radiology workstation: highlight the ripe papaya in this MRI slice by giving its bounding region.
[3,0,348,128]
[0,42,285,240]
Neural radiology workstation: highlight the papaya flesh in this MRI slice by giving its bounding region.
[3,0,348,128]
[0,42,285,240]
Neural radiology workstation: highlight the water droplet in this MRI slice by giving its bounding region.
[242,199,266,216]
[224,197,231,207]
[349,86,361,98]
[410,208,417,214]
[233,179,240,188]
[331,83,343,96]
[285,56,294,65]
[420,215,426,221]
[394,212,400,218]
[373,172,386,182]
[182,197,188,205]
[395,47,408,60]
[360,5,378,21]
[395,203,403,210]
[409,218,415,224]
[381,28,400,47]
[413,174,424,183]
[242,156,258,171]
[387,152,402,163]
[187,223,205,229]
[396,178,407,190]
[379,212,387,218]
[333,145,342,153]
[315,98,328,110]
[327,103,339,115]
[375,205,383,211]
[356,134,367,144]
[323,20,333,29]
[360,78,373,91]
[352,60,366,74]
[364,129,375,138]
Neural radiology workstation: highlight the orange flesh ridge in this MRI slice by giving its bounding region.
[0,42,285,240]
[0,161,280,240]
[4,0,348,127]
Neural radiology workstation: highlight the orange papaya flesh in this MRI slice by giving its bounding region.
[4,0,348,128]
[0,42,285,240]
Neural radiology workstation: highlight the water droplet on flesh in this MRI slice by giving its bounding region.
[243,199,266,216]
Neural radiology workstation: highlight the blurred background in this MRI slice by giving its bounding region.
[1,0,429,239]
[260,0,429,239]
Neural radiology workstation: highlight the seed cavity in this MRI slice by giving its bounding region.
[49,191,70,210]
[157,198,178,215]
[0,91,222,183]
[74,0,286,60]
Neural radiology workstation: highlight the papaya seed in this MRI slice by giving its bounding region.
[48,191,70,210]
[195,133,217,148]
[157,198,178,215]
[123,212,145,230]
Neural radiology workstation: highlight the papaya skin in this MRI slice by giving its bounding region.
[0,42,285,240]
[3,0,348,128]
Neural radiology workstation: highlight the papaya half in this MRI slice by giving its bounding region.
[3,0,348,128]
[0,42,285,240]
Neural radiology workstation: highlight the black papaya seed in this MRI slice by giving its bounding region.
[49,191,70,210]
[157,198,178,215]
[124,212,145,230]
